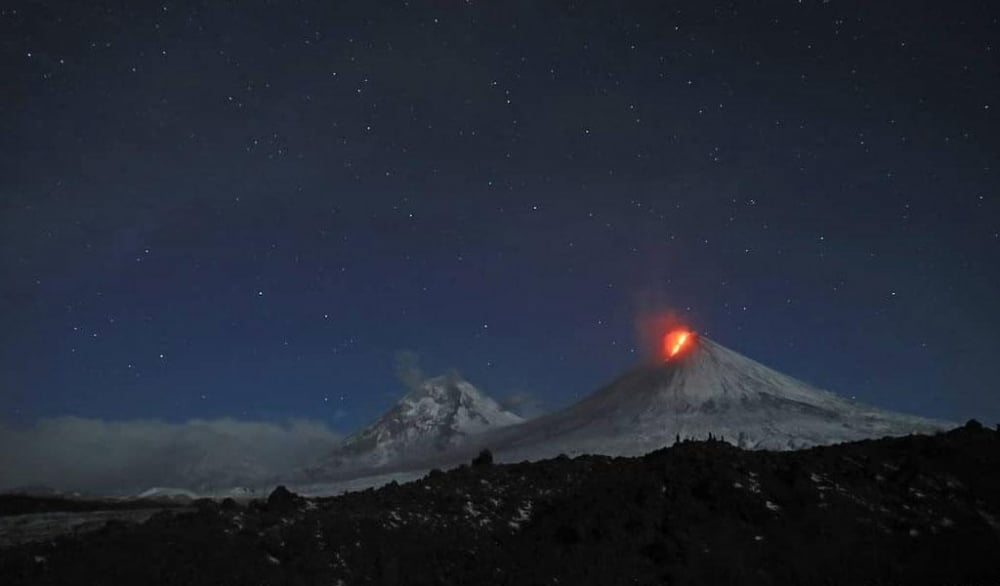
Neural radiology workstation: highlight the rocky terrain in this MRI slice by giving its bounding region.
[1,421,998,585]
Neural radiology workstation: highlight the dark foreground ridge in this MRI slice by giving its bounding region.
[2,422,999,585]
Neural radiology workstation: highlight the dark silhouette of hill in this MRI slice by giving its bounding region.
[0,495,187,517]
[1,421,998,585]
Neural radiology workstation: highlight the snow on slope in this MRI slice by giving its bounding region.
[310,373,523,477]
[473,335,951,462]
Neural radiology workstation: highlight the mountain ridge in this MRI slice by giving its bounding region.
[310,372,523,478]
[298,334,952,486]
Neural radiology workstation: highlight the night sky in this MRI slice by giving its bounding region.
[2,0,998,434]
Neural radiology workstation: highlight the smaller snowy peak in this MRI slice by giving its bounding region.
[396,374,524,435]
[315,373,523,475]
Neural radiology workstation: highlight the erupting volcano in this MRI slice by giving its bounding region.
[663,329,694,360]
[440,332,952,465]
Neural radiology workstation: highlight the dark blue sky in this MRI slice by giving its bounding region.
[2,0,998,431]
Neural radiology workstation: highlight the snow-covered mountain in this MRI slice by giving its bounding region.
[295,334,953,489]
[472,334,950,462]
[309,373,523,478]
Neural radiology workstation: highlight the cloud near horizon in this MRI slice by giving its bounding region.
[499,390,546,419]
[0,417,343,494]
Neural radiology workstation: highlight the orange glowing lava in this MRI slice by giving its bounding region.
[663,329,694,360]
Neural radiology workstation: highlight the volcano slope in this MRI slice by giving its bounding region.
[469,336,950,464]
[2,422,998,586]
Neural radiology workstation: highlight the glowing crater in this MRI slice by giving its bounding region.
[663,329,694,360]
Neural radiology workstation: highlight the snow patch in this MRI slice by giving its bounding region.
[509,501,533,530]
